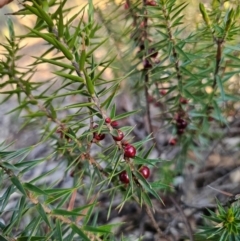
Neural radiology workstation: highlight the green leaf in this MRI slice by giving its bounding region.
[142,192,153,208]
[56,102,94,110]
[151,181,172,190]
[52,209,84,216]
[216,75,225,100]
[11,176,27,196]
[54,71,84,82]
[0,186,15,212]
[16,236,45,241]
[71,224,91,241]
[56,220,63,241]
[82,69,94,96]
[32,57,75,70]
[23,4,43,21]
[112,110,139,121]
[79,49,86,71]
[7,18,15,42]
[53,40,73,60]
[0,235,8,241]
[83,225,111,234]
[57,1,64,38]
[43,187,77,195]
[134,171,161,202]
[32,0,54,27]
[0,161,19,171]
[23,183,47,195]
[28,28,56,46]
[100,85,119,109]
[133,156,159,166]
[51,0,68,19]
[68,13,84,49]
[36,204,51,227]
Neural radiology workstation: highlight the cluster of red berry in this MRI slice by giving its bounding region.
[168,98,189,145]
[93,117,150,184]
[119,166,150,184]
[92,118,119,141]
[176,115,188,135]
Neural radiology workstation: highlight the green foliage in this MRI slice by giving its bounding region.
[0,0,240,240]
[196,200,240,241]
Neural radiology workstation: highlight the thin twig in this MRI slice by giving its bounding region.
[170,196,194,241]
[144,204,170,240]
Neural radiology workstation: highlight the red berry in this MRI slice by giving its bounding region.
[139,44,145,51]
[111,121,118,128]
[124,145,136,158]
[177,128,185,135]
[140,21,145,28]
[176,119,188,129]
[149,48,158,58]
[208,116,214,122]
[160,89,167,95]
[143,59,152,69]
[93,125,105,141]
[105,117,111,124]
[70,170,75,177]
[180,97,188,104]
[94,132,105,141]
[112,130,124,141]
[124,2,129,10]
[169,138,177,146]
[139,166,150,179]
[154,101,161,107]
[147,95,154,103]
[146,0,157,6]
[119,170,129,184]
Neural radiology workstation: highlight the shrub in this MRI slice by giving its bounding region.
[0,0,240,240]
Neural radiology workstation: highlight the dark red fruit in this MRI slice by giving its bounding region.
[112,130,124,141]
[149,48,158,58]
[124,2,129,10]
[139,166,150,179]
[94,132,105,141]
[169,138,177,146]
[140,21,145,28]
[154,102,161,107]
[146,0,157,6]
[147,95,154,103]
[139,44,145,51]
[119,170,129,184]
[160,89,167,95]
[208,116,214,121]
[124,145,136,158]
[177,128,185,135]
[180,97,188,104]
[176,119,188,129]
[111,121,118,128]
[105,117,111,124]
[143,59,152,69]
[93,125,105,141]
[70,170,75,177]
